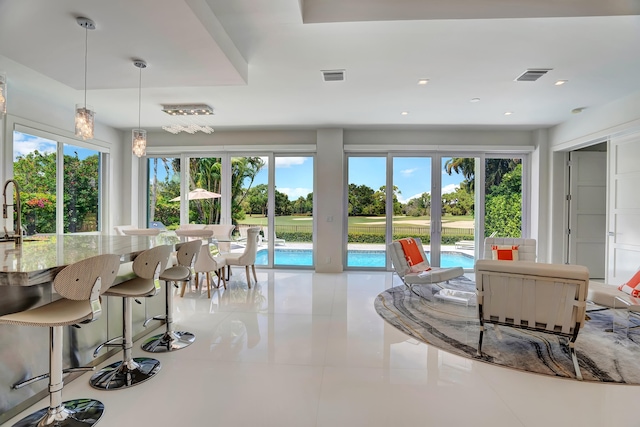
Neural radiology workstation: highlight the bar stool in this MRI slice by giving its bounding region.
[193,242,227,297]
[0,254,121,427]
[141,239,202,352]
[89,245,172,390]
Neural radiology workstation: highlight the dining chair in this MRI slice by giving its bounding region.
[193,242,227,297]
[222,226,261,288]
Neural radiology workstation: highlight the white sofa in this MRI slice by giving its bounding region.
[475,259,590,380]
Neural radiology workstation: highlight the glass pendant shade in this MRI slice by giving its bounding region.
[0,72,6,117]
[75,104,95,140]
[132,129,147,157]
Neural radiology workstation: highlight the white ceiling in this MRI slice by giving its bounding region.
[0,0,639,132]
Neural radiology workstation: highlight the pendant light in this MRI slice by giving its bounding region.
[132,60,147,157]
[75,17,95,140]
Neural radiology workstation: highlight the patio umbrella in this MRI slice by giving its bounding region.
[170,188,222,202]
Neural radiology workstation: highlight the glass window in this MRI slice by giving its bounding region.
[147,157,180,229]
[12,131,105,235]
[63,144,100,233]
[12,132,57,234]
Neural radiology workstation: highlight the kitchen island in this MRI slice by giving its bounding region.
[0,234,178,424]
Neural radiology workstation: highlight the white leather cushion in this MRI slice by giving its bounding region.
[409,262,431,273]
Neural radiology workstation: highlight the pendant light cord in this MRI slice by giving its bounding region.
[83,27,88,108]
[138,66,142,129]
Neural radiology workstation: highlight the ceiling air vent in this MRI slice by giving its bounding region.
[515,69,552,82]
[321,69,346,82]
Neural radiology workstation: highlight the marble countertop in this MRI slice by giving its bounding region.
[0,234,179,286]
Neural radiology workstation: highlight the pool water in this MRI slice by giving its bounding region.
[255,249,474,268]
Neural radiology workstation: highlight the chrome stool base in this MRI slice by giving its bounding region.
[12,398,104,427]
[89,357,161,390]
[141,330,195,352]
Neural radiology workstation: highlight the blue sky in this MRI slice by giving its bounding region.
[13,131,99,160]
[14,132,464,204]
[349,157,464,203]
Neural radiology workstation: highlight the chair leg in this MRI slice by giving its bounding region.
[206,271,211,298]
[251,264,257,283]
[245,266,252,289]
[90,297,161,390]
[141,280,196,353]
[13,326,105,426]
[195,272,200,289]
[219,268,227,289]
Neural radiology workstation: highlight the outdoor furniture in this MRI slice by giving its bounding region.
[223,227,261,288]
[475,259,589,380]
[262,226,285,246]
[388,237,464,292]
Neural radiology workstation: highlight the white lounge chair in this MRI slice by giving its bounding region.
[388,237,464,293]
[262,226,285,246]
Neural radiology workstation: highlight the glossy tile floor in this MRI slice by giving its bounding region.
[5,270,640,427]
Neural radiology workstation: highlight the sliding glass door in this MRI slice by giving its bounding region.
[347,157,387,268]
[346,152,527,270]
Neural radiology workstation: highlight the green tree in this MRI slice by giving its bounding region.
[404,192,430,217]
[348,184,375,216]
[485,164,522,237]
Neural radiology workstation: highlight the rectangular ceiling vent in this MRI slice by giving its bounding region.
[322,69,346,82]
[515,69,552,82]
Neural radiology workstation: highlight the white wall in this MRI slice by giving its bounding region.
[547,90,640,269]
[0,54,127,234]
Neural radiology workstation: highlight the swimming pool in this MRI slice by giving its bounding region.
[255,249,474,268]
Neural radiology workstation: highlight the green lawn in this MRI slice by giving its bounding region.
[238,214,474,226]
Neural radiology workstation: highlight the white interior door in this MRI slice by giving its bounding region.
[568,151,607,279]
[607,132,640,284]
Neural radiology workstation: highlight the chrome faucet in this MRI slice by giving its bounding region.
[3,179,22,245]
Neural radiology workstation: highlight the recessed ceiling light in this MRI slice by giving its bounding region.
[470,98,480,103]
[417,79,429,85]
[555,80,568,86]
[504,111,513,116]
[401,111,409,116]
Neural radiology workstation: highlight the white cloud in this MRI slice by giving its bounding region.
[398,192,426,203]
[441,183,460,194]
[275,157,307,168]
[401,168,418,177]
[13,134,56,160]
[278,187,312,200]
